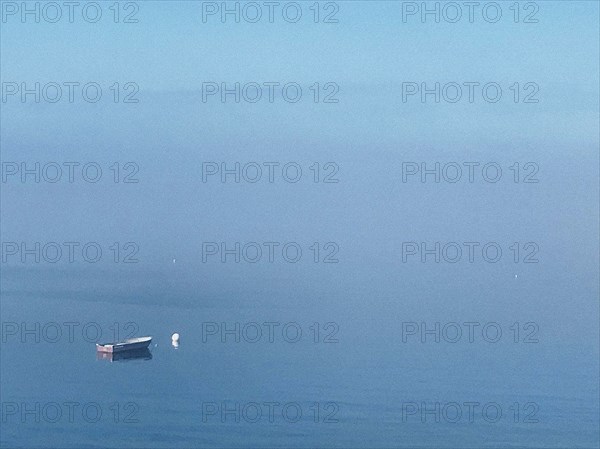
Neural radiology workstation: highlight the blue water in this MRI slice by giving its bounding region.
[1,266,598,448]
[2,1,599,447]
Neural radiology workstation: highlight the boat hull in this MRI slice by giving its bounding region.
[96,337,152,353]
[97,348,153,361]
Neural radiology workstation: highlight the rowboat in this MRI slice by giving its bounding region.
[96,336,152,353]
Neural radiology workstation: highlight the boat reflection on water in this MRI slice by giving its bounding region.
[96,348,153,362]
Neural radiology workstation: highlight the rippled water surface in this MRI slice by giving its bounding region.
[1,268,598,448]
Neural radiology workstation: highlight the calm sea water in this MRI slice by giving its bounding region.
[1,266,598,448]
[2,1,599,447]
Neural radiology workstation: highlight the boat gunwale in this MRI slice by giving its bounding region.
[96,336,152,348]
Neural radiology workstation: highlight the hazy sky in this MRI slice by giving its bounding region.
[1,2,598,318]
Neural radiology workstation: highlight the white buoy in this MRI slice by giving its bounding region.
[172,333,180,342]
